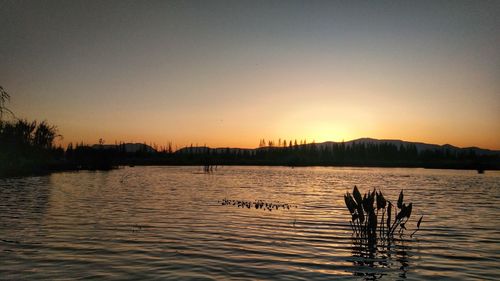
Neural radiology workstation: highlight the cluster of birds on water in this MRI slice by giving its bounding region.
[220,199,296,211]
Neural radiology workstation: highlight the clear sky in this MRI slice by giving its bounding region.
[1,0,499,149]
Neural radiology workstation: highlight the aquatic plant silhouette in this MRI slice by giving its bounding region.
[345,186,421,279]
[203,164,217,173]
[344,186,422,243]
[220,199,296,211]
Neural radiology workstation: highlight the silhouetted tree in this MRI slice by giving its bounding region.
[0,86,14,120]
[34,121,59,149]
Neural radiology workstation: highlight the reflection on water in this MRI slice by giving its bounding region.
[348,237,412,280]
[0,166,499,280]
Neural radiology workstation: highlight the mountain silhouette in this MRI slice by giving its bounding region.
[176,138,499,156]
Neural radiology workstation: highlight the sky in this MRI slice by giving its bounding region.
[1,0,499,149]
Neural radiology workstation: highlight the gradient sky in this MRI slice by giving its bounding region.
[1,0,499,149]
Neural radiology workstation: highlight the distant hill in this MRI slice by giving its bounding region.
[80,138,499,170]
[318,138,500,156]
[176,138,500,156]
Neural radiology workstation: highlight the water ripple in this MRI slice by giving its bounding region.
[1,166,499,280]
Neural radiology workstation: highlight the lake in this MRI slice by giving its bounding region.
[1,166,499,280]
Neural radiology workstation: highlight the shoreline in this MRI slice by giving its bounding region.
[1,161,497,179]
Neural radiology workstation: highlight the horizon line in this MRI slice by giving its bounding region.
[65,137,500,152]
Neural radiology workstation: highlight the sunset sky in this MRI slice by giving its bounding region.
[1,0,499,149]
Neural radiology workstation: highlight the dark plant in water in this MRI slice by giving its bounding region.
[344,186,422,279]
[203,164,217,173]
[344,186,422,243]
[220,199,296,211]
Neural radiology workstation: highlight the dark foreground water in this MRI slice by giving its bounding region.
[0,166,499,280]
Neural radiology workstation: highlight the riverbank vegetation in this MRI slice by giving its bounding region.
[0,87,62,177]
[0,118,64,177]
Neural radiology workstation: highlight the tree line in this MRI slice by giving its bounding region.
[173,140,498,170]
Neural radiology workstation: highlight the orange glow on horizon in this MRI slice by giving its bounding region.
[4,1,499,152]
[55,129,500,151]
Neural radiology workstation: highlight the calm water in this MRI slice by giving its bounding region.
[0,166,499,280]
